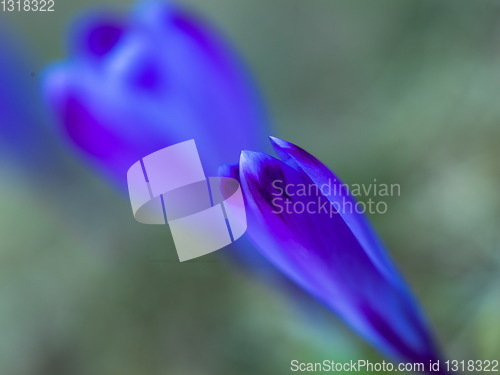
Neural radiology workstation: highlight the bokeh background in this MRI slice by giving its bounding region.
[1,1,500,374]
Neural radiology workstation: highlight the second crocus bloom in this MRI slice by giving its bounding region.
[43,0,268,184]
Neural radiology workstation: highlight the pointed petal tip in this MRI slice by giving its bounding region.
[268,135,279,142]
[240,150,263,163]
[270,136,301,154]
[239,150,282,179]
[268,136,299,164]
[268,135,290,148]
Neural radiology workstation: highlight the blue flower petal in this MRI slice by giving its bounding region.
[239,142,441,364]
[269,136,404,287]
[43,0,269,184]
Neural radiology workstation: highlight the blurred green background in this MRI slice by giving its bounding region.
[1,1,500,374]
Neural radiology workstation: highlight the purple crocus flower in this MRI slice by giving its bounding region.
[41,0,446,367]
[43,0,268,184]
[227,136,444,367]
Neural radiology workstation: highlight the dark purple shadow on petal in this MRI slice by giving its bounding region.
[70,14,125,59]
[62,94,125,162]
[363,303,450,375]
[87,23,124,56]
[362,303,430,363]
